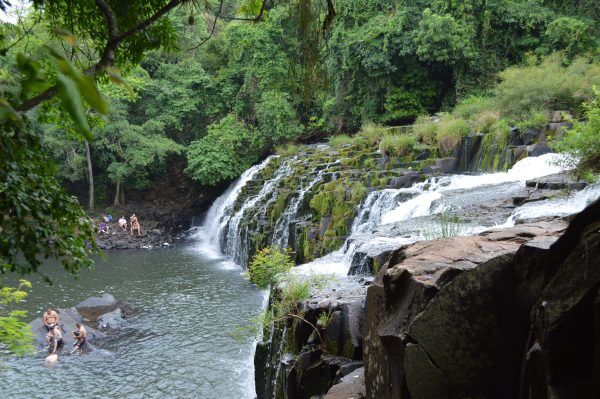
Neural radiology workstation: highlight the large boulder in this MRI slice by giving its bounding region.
[527,143,552,157]
[29,307,105,348]
[363,220,567,399]
[363,200,600,399]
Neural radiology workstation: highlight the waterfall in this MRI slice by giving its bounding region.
[223,160,293,266]
[503,183,600,227]
[195,156,275,260]
[294,153,574,277]
[271,168,324,250]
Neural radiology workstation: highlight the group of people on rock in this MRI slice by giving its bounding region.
[43,308,87,355]
[99,213,142,236]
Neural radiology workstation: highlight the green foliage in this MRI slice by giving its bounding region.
[516,111,549,130]
[414,9,474,64]
[0,280,34,355]
[422,212,463,240]
[317,309,333,328]
[545,17,597,59]
[436,116,471,155]
[247,247,295,288]
[0,125,98,276]
[452,96,495,120]
[413,116,438,145]
[494,56,600,120]
[554,88,600,176]
[380,134,416,157]
[329,134,354,148]
[256,91,303,143]
[473,111,500,134]
[185,115,265,185]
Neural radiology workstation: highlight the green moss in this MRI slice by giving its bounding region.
[270,189,290,224]
[342,333,355,358]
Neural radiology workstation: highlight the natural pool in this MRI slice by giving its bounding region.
[1,243,265,399]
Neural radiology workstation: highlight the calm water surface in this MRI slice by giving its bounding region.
[1,241,266,399]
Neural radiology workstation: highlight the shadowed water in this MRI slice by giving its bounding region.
[1,246,265,399]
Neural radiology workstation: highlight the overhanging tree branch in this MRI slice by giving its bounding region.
[15,0,190,112]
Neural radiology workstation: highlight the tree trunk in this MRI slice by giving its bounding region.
[114,180,121,207]
[84,140,94,211]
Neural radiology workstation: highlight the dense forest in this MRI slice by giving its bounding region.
[1,0,599,354]
[2,0,599,201]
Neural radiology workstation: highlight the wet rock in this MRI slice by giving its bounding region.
[509,127,523,146]
[98,308,125,330]
[522,128,540,145]
[435,157,458,173]
[525,172,587,190]
[76,293,117,310]
[362,200,600,399]
[363,220,567,399]
[527,143,552,157]
[324,367,366,399]
[421,165,443,175]
[389,171,424,189]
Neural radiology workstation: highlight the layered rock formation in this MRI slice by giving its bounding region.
[255,198,599,399]
[363,200,599,399]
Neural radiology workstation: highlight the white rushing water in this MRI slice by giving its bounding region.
[295,153,576,277]
[503,183,600,227]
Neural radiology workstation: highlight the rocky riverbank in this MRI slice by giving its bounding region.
[255,198,599,398]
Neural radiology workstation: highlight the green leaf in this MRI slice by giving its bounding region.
[46,46,108,115]
[55,73,93,140]
[0,99,21,123]
[51,27,77,46]
[76,75,109,115]
[105,66,133,93]
[16,53,48,100]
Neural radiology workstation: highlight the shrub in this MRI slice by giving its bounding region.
[275,143,302,157]
[248,247,295,288]
[329,134,354,148]
[494,55,600,120]
[554,87,600,177]
[357,122,387,146]
[413,115,438,145]
[317,310,333,328]
[516,111,550,131]
[422,212,463,240]
[436,116,471,154]
[473,111,500,134]
[380,134,416,157]
[452,95,495,119]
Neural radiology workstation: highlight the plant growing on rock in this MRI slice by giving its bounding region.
[380,134,416,157]
[422,212,463,240]
[436,116,471,156]
[554,87,600,179]
[247,247,295,288]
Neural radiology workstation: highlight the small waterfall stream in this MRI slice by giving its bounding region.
[294,153,579,276]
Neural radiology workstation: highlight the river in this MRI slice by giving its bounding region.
[1,243,266,398]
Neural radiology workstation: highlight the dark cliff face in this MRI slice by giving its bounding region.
[362,200,600,399]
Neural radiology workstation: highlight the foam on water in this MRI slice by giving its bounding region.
[503,183,600,227]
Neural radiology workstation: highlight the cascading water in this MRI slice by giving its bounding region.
[503,183,600,227]
[272,171,318,249]
[294,153,575,277]
[223,161,293,265]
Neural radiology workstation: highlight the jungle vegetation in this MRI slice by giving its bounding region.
[0,0,599,351]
